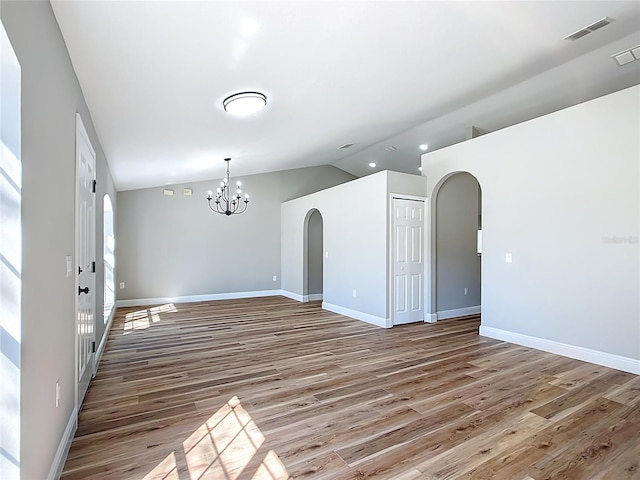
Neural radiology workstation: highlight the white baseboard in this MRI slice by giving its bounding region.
[282,291,324,302]
[437,305,481,320]
[116,290,282,308]
[280,290,305,302]
[322,302,389,328]
[424,313,438,323]
[480,326,640,375]
[47,408,77,480]
[95,307,115,371]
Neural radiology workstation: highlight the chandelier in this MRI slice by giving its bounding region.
[206,158,249,216]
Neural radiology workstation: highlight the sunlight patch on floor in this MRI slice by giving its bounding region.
[123,303,177,334]
[174,396,289,479]
[141,451,179,480]
[251,450,289,479]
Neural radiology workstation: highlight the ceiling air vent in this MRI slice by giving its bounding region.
[338,143,354,150]
[384,145,398,152]
[564,17,614,41]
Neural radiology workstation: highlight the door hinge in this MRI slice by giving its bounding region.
[91,261,96,273]
[92,341,96,353]
[92,179,97,193]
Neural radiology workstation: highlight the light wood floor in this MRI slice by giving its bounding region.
[62,297,640,480]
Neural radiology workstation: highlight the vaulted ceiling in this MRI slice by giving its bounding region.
[51,1,640,191]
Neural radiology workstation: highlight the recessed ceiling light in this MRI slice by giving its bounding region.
[223,91,267,116]
[419,144,429,151]
[369,162,376,168]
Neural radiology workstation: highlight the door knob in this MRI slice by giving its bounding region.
[78,286,90,295]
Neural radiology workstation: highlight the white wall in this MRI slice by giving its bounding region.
[1,2,118,478]
[282,170,428,326]
[116,165,354,303]
[422,85,639,371]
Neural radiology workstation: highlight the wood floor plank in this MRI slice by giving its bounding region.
[62,297,639,479]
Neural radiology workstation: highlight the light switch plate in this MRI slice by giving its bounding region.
[506,253,513,263]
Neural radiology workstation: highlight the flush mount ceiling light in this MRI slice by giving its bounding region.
[223,91,267,117]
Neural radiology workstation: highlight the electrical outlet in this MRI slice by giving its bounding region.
[272,275,277,282]
[55,380,60,408]
[120,282,125,289]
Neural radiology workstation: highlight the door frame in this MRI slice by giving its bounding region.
[74,113,96,414]
[388,193,430,327]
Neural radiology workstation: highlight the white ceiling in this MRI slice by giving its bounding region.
[50,1,640,191]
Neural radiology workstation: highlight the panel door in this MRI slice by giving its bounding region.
[393,198,424,325]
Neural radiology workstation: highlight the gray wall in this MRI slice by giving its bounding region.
[282,170,428,326]
[435,172,481,312]
[116,165,353,301]
[307,209,323,295]
[423,85,639,362]
[1,2,117,478]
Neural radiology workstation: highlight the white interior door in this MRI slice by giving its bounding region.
[75,114,96,409]
[393,197,424,325]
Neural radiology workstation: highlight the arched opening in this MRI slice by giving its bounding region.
[103,194,115,322]
[303,209,323,301]
[434,172,482,320]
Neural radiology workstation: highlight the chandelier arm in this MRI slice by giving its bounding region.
[207,199,224,214]
[235,199,249,215]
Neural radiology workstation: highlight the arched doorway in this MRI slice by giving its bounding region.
[303,209,323,301]
[103,194,115,322]
[433,172,482,320]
